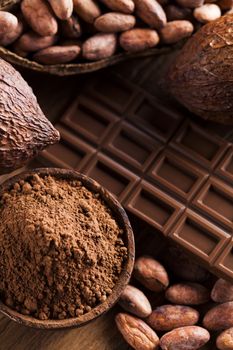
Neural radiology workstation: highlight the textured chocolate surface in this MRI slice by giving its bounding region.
[37,57,233,281]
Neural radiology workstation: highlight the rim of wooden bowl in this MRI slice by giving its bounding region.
[0,167,135,329]
[0,46,172,76]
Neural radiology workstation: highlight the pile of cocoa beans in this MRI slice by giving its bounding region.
[116,248,233,350]
[0,0,231,65]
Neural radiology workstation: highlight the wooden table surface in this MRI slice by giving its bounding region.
[0,308,129,350]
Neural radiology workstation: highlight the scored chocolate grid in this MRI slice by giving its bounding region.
[168,209,231,268]
[146,149,209,204]
[41,124,96,170]
[126,93,184,143]
[60,95,120,146]
[193,177,233,232]
[39,72,233,281]
[170,121,229,171]
[214,239,233,279]
[215,145,233,185]
[103,121,163,174]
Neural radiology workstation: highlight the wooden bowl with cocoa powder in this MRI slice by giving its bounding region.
[0,168,135,329]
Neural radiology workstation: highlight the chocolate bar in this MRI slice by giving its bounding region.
[38,67,233,282]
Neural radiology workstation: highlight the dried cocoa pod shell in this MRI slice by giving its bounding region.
[115,313,159,350]
[0,58,60,174]
[119,285,152,318]
[203,302,233,331]
[133,256,169,292]
[160,326,210,350]
[0,43,169,75]
[165,283,210,305]
[147,305,199,331]
[211,278,233,303]
[168,14,233,124]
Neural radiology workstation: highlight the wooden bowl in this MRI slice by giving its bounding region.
[0,46,172,76]
[0,168,135,329]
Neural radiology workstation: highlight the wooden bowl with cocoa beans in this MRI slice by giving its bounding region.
[0,168,135,329]
[0,0,229,75]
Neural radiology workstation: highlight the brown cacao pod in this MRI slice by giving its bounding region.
[168,14,233,124]
[0,58,59,173]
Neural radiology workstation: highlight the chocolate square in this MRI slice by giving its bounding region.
[147,149,208,203]
[104,121,162,173]
[61,95,118,145]
[40,125,95,171]
[168,209,230,265]
[216,146,233,185]
[214,240,233,280]
[171,121,229,170]
[127,94,183,143]
[84,153,139,202]
[124,181,184,233]
[193,177,233,231]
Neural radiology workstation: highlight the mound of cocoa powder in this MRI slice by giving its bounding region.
[0,174,127,320]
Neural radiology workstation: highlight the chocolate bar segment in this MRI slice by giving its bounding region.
[104,121,162,173]
[127,94,183,143]
[147,149,208,203]
[84,153,139,202]
[61,95,119,145]
[214,240,233,280]
[124,181,184,233]
[40,125,95,171]
[168,209,231,266]
[216,146,233,185]
[193,177,233,231]
[84,73,137,114]
[171,121,229,170]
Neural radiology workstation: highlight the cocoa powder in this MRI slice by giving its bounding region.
[0,174,127,320]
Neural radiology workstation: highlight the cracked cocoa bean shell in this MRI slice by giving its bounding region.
[0,58,60,174]
[168,14,233,124]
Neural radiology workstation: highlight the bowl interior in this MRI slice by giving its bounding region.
[0,168,135,329]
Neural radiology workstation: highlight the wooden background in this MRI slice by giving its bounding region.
[0,309,129,350]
